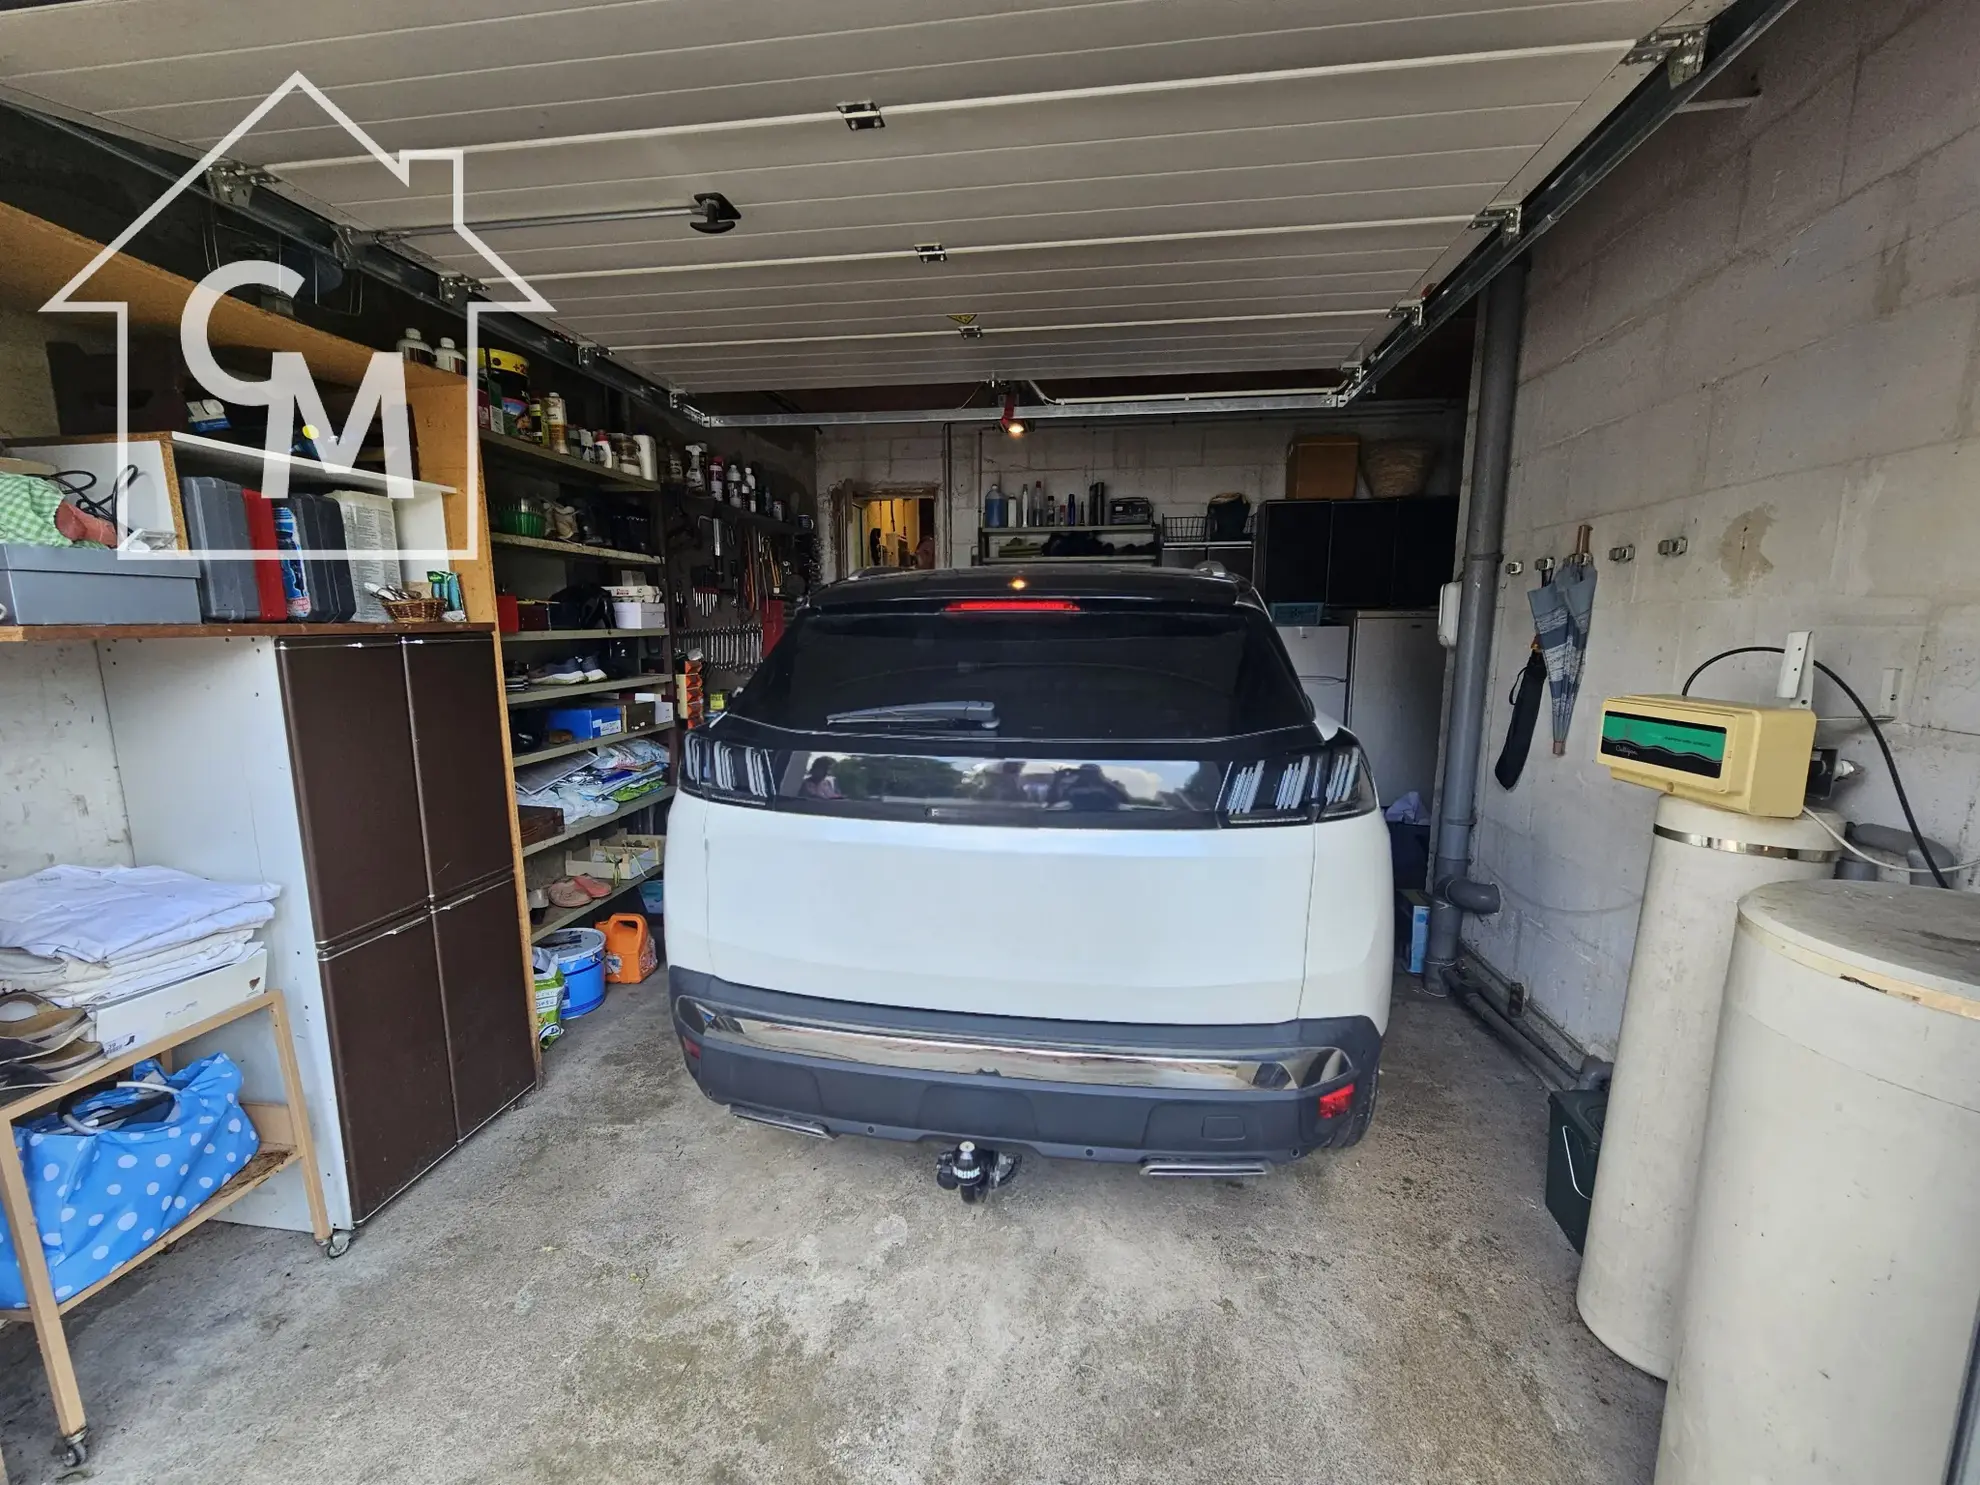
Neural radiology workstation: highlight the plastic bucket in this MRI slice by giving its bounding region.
[541,927,607,1018]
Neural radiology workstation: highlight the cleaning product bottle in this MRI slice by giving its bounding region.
[396,327,435,365]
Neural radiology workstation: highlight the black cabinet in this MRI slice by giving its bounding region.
[433,878,537,1138]
[1254,496,1459,611]
[279,633,533,1221]
[278,639,429,944]
[405,635,517,900]
[318,913,458,1219]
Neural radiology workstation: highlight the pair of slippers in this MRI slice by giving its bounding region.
[545,876,616,910]
[0,992,104,1092]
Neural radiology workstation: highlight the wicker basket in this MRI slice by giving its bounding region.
[1362,440,1435,499]
[381,597,448,623]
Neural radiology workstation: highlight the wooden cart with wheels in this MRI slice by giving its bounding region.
[0,989,329,1467]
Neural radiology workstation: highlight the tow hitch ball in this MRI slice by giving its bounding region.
[935,1140,1020,1203]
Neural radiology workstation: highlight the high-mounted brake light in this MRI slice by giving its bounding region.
[943,599,1081,613]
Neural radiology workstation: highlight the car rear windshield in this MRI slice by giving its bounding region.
[726,604,1312,741]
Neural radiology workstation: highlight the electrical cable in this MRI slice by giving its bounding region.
[1801,809,1980,874]
[1683,646,1953,887]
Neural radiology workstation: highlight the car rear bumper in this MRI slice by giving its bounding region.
[669,967,1382,1165]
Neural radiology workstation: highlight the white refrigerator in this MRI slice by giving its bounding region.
[1275,623,1352,730]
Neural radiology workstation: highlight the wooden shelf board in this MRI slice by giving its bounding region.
[530,864,661,943]
[505,671,671,707]
[481,429,662,492]
[490,532,662,565]
[0,621,491,644]
[500,627,670,645]
[170,432,455,497]
[980,524,1156,535]
[520,788,674,858]
[512,719,674,766]
[43,1147,301,1317]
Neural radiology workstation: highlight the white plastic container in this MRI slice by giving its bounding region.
[1656,881,1980,1484]
[1578,795,1838,1376]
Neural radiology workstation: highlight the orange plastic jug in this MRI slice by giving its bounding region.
[596,913,656,984]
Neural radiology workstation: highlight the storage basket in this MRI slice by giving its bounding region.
[1361,441,1435,499]
[381,597,447,622]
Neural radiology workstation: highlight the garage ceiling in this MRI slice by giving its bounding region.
[0,0,1730,397]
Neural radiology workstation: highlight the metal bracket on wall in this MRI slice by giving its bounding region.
[575,343,601,367]
[1657,536,1689,557]
[1608,543,1635,562]
[1389,298,1427,328]
[1625,25,1711,86]
[1504,560,1525,576]
[1534,557,1557,575]
[205,160,274,208]
[435,273,478,306]
[1471,204,1523,242]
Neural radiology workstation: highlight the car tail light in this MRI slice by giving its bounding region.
[1317,1083,1356,1119]
[943,599,1081,613]
[1219,737,1376,825]
[682,731,776,804]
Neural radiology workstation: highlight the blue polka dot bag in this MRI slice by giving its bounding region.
[0,1055,258,1308]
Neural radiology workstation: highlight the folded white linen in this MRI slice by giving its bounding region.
[0,866,279,962]
[0,929,259,993]
[44,935,260,1008]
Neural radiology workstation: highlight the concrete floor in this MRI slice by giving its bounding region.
[0,977,1661,1484]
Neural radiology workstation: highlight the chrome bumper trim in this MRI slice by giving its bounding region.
[678,997,1350,1093]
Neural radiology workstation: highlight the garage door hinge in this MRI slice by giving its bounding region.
[838,101,886,131]
[914,242,948,264]
[205,160,276,208]
[1471,204,1522,242]
[1624,25,1709,86]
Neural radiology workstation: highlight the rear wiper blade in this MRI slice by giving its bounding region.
[826,700,999,730]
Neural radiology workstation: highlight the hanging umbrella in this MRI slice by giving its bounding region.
[1528,556,1598,757]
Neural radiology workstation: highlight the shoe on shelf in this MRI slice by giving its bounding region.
[539,667,586,685]
[546,879,590,910]
[572,875,614,899]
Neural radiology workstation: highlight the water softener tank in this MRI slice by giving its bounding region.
[1656,881,1980,1484]
[1576,795,1838,1377]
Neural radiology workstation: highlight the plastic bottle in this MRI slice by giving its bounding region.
[396,327,435,365]
[433,336,467,375]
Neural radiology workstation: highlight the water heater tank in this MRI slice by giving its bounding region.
[1577,795,1838,1376]
[1656,880,1980,1484]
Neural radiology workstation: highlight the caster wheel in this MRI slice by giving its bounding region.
[60,1428,89,1467]
[322,1230,353,1259]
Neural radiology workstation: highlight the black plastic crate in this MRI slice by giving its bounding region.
[1547,1088,1606,1253]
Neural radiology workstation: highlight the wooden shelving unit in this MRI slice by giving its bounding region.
[481,427,663,493]
[0,990,329,1464]
[502,626,669,645]
[512,719,675,766]
[520,788,675,859]
[506,671,672,707]
[489,531,664,565]
[530,862,661,943]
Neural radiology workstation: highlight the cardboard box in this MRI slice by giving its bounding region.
[544,704,624,740]
[623,698,658,731]
[1395,888,1430,974]
[1286,435,1360,500]
[613,600,667,631]
[90,950,268,1056]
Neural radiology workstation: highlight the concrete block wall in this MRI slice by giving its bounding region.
[1466,0,1980,1053]
[814,408,1463,579]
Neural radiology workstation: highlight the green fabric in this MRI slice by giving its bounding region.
[0,474,75,548]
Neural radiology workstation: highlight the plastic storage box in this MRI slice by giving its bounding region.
[0,545,202,625]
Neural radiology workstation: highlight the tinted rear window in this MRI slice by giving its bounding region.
[726,605,1311,741]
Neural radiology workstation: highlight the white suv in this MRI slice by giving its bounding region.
[666,565,1392,1174]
